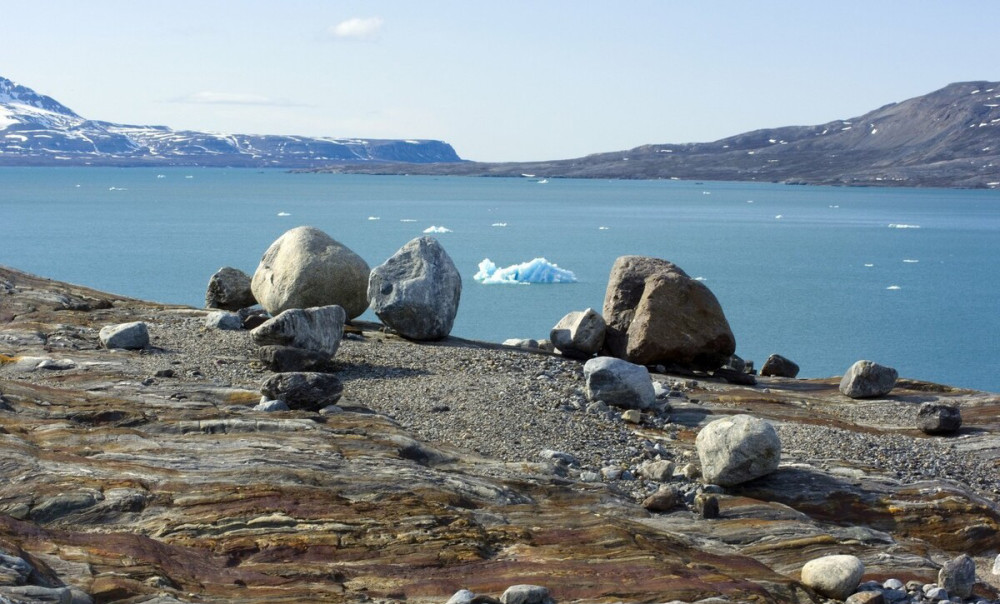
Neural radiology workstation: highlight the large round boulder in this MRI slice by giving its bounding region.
[550,308,606,359]
[839,360,897,398]
[251,226,370,319]
[695,414,780,486]
[205,266,256,311]
[583,356,655,410]
[800,555,865,600]
[602,256,735,371]
[367,237,461,340]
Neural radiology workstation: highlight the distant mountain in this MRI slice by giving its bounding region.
[313,81,1000,188]
[0,76,461,167]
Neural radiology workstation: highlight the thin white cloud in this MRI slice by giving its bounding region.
[329,16,384,40]
[171,92,307,107]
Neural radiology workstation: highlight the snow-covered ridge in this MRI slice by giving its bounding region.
[0,75,461,166]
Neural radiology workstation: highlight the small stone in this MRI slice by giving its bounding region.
[205,310,242,330]
[653,381,670,397]
[621,409,642,424]
[642,485,681,512]
[538,450,578,467]
[924,586,949,601]
[694,493,720,519]
[257,345,333,372]
[760,353,800,378]
[600,466,623,481]
[155,369,175,378]
[938,553,976,598]
[881,588,907,602]
[917,402,962,435]
[253,400,290,412]
[883,579,904,590]
[800,554,865,601]
[846,592,884,604]
[499,584,553,604]
[993,553,1000,575]
[579,471,600,482]
[99,321,149,350]
[637,459,674,482]
[680,463,701,480]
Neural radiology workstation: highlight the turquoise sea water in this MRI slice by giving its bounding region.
[1,168,997,392]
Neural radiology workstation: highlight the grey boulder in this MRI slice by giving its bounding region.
[205,266,256,311]
[500,585,554,604]
[251,226,370,319]
[938,553,976,598]
[550,308,606,359]
[260,372,343,411]
[760,354,800,378]
[839,360,898,398]
[695,414,780,486]
[602,255,735,371]
[800,554,865,600]
[99,322,149,350]
[204,310,243,331]
[367,236,461,341]
[251,305,346,357]
[917,402,962,435]
[583,356,655,410]
[257,345,334,373]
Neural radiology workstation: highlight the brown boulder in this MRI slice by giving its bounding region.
[602,256,735,371]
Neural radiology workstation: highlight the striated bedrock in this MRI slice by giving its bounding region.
[1,265,1000,603]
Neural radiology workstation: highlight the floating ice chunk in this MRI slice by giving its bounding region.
[108,187,127,191]
[774,215,783,219]
[423,225,452,234]
[888,223,920,229]
[886,285,901,290]
[277,211,291,217]
[598,226,610,230]
[864,263,874,267]
[694,276,707,281]
[491,222,508,227]
[474,258,577,284]
[185,175,194,179]
[903,259,919,263]
[368,216,381,221]
[156,174,166,179]
[400,218,417,222]
[747,200,754,203]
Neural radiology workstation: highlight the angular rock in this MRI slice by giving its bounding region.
[254,400,290,412]
[503,338,540,350]
[251,305,346,357]
[205,266,256,311]
[99,321,149,350]
[367,236,461,340]
[800,554,865,601]
[839,360,898,398]
[550,308,606,359]
[583,356,655,410]
[760,354,800,378]
[251,226,370,318]
[694,493,720,519]
[938,553,976,598]
[695,415,780,486]
[642,485,681,512]
[621,409,642,424]
[0,585,73,603]
[0,552,33,586]
[638,459,675,482]
[257,345,334,372]
[260,372,343,411]
[994,553,1000,575]
[602,255,735,371]
[204,310,242,331]
[500,584,554,604]
[917,402,962,435]
[846,591,885,604]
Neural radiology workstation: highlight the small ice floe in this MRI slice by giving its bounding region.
[521,173,536,178]
[491,222,508,227]
[864,263,875,267]
[156,174,166,179]
[368,216,381,221]
[746,200,754,203]
[537,179,548,184]
[75,184,81,188]
[886,285,902,290]
[829,205,840,208]
[400,218,417,222]
[694,276,707,281]
[185,175,194,179]
[774,214,783,219]
[888,223,920,229]
[702,191,711,195]
[598,226,610,230]
[108,186,127,191]
[277,212,291,217]
[903,259,919,263]
[423,225,452,234]
[474,258,577,284]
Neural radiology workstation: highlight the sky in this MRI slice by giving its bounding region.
[3,1,999,162]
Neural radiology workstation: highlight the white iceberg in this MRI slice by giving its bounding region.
[423,225,452,233]
[474,258,577,284]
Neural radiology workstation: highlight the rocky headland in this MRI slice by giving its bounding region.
[1,236,999,603]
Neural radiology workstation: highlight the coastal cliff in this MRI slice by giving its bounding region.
[1,265,999,603]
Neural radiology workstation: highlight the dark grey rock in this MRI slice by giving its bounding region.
[99,321,149,350]
[583,356,655,410]
[251,305,345,357]
[205,266,256,311]
[0,585,73,603]
[260,372,343,411]
[760,354,800,378]
[367,236,461,341]
[257,345,333,372]
[917,402,962,435]
[29,490,102,523]
[0,553,33,586]
[694,493,720,519]
[839,360,897,398]
[938,553,976,598]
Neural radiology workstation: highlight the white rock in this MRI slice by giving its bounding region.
[205,311,242,331]
[839,359,897,398]
[550,307,605,359]
[638,459,675,482]
[500,584,553,604]
[99,322,149,350]
[583,356,655,410]
[695,414,780,486]
[800,554,865,600]
[445,590,477,604]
